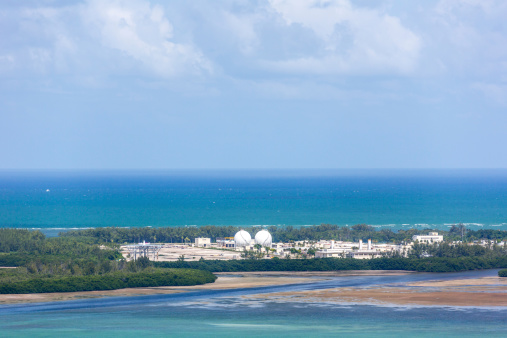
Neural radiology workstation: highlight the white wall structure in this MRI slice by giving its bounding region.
[255,230,272,247]
[195,237,211,247]
[348,251,383,259]
[412,232,443,244]
[234,230,252,247]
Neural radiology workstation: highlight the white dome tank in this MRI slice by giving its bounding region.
[255,230,272,247]
[234,230,252,247]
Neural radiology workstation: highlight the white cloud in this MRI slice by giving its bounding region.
[430,0,507,100]
[220,11,260,55]
[262,0,422,75]
[2,0,506,104]
[1,0,212,83]
[81,0,212,77]
[435,0,505,16]
[432,0,507,59]
[471,82,507,105]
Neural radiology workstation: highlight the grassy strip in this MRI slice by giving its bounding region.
[154,256,507,273]
[0,268,216,294]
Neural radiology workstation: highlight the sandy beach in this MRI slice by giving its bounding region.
[1,271,505,307]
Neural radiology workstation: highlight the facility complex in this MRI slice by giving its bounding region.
[119,230,492,262]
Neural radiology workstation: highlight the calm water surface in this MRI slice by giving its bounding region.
[1,169,507,232]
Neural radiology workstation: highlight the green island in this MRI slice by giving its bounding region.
[1,224,507,294]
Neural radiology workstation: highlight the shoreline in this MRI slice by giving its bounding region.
[0,270,505,307]
[0,272,322,305]
[0,270,409,305]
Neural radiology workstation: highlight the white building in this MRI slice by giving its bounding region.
[347,251,383,259]
[315,240,354,258]
[346,239,384,259]
[413,232,443,244]
[315,239,403,259]
[195,237,211,248]
[216,237,235,248]
[315,248,348,258]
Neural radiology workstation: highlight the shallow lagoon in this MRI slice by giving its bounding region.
[1,270,506,337]
[3,303,507,337]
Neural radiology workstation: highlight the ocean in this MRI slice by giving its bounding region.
[1,270,506,337]
[1,169,507,234]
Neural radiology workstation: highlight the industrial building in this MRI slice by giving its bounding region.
[412,232,444,244]
[195,237,211,247]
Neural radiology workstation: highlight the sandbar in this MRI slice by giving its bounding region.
[245,275,507,307]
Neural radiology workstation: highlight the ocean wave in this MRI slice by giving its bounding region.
[4,223,506,233]
[209,323,286,328]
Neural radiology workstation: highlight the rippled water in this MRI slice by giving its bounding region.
[1,270,506,337]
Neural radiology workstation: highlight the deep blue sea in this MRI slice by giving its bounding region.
[1,169,507,234]
[1,270,506,337]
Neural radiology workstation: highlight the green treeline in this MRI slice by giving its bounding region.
[407,242,506,259]
[0,229,217,294]
[61,224,507,244]
[0,228,122,275]
[155,256,507,273]
[0,268,216,294]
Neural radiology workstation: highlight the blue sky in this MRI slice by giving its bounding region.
[1,0,506,169]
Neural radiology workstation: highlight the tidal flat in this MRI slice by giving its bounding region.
[1,270,505,307]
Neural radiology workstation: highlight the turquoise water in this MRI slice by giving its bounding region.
[1,270,506,337]
[1,169,507,231]
[3,303,506,337]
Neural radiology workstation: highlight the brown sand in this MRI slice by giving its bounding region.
[251,287,507,307]
[408,276,507,287]
[214,270,412,277]
[245,276,507,307]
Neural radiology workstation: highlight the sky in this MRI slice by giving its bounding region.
[1,0,506,170]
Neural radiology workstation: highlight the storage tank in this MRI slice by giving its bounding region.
[255,230,272,247]
[234,230,252,247]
